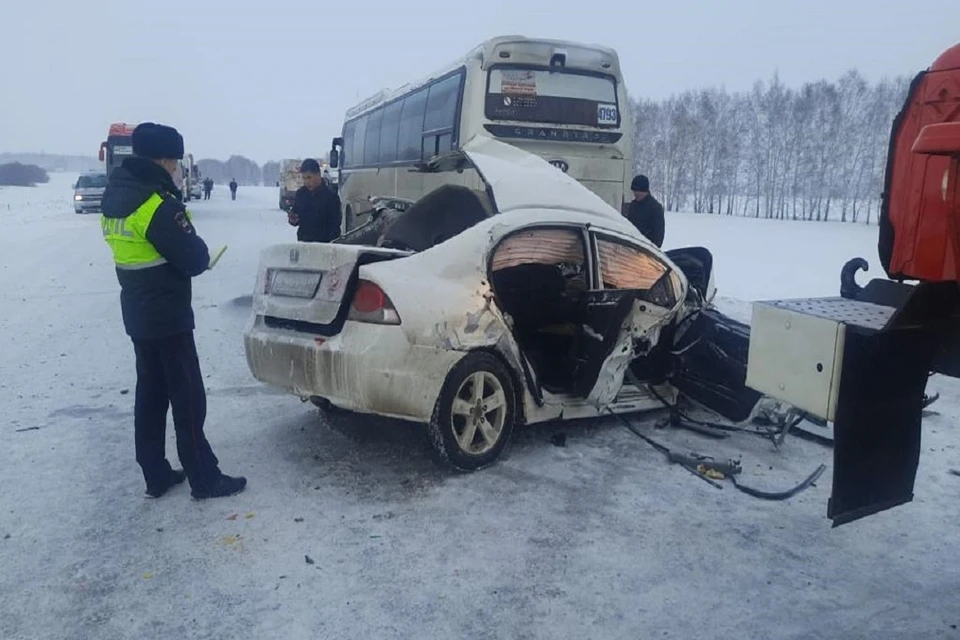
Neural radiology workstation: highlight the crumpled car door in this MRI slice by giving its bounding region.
[572,233,685,405]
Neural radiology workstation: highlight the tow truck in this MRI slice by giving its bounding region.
[745,42,960,526]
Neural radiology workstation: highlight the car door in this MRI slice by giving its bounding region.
[570,231,684,404]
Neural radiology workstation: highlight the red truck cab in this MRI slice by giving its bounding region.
[880,44,960,282]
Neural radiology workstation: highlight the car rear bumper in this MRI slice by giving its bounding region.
[243,318,463,423]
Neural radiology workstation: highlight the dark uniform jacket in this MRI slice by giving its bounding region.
[101,157,210,340]
[292,182,342,242]
[627,194,665,248]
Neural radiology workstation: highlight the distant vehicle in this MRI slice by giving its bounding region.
[73,172,108,214]
[279,159,303,211]
[180,153,202,201]
[99,123,135,178]
[329,35,633,233]
[322,164,339,192]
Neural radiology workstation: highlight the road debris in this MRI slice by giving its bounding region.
[304,555,315,565]
[608,407,827,500]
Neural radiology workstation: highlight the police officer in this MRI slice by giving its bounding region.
[100,122,246,500]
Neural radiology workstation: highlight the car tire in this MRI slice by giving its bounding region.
[428,351,516,471]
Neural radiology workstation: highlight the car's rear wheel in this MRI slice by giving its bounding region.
[428,352,516,471]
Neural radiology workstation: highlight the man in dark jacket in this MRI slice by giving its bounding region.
[100,122,246,500]
[287,158,342,242]
[626,174,665,248]
[228,179,238,200]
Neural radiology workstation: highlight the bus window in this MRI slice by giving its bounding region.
[379,100,403,164]
[485,68,619,128]
[352,114,368,167]
[422,74,462,161]
[342,120,357,167]
[398,88,428,162]
[364,108,384,166]
[423,74,461,134]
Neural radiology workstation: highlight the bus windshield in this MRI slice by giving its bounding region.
[485,67,620,128]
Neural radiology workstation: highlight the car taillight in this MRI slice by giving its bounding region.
[348,280,400,325]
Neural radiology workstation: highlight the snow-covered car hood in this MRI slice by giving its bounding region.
[429,135,623,222]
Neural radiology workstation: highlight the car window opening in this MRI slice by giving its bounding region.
[490,228,592,394]
[377,184,492,252]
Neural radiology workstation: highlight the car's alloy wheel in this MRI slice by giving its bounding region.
[429,352,516,471]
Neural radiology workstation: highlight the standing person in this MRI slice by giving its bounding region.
[228,179,238,201]
[625,174,665,248]
[287,158,342,242]
[99,122,247,500]
[203,177,213,200]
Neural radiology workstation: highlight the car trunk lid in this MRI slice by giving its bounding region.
[253,243,410,334]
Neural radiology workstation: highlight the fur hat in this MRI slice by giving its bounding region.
[132,122,185,160]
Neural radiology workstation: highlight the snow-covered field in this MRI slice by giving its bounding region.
[2,173,958,640]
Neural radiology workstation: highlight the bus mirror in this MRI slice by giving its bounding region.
[329,149,339,169]
[99,143,106,162]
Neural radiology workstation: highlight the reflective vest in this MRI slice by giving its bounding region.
[101,193,191,270]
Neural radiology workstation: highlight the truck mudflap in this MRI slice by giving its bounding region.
[747,276,960,527]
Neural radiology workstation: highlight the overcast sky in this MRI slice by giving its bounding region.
[1,0,957,163]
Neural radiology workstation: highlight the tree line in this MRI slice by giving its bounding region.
[0,162,50,187]
[193,158,290,187]
[631,70,911,224]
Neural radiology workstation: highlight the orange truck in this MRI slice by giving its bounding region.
[744,43,960,526]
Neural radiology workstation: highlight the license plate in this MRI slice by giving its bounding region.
[270,270,322,298]
[597,103,618,126]
[113,145,133,155]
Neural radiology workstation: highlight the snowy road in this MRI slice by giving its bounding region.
[2,175,959,640]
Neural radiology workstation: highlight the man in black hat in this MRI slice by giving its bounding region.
[100,122,247,500]
[626,174,665,248]
[287,158,342,242]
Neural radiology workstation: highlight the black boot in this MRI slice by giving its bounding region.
[145,468,187,498]
[191,474,247,500]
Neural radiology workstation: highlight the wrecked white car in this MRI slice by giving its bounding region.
[244,136,770,470]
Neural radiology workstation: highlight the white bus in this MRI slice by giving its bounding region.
[329,36,633,232]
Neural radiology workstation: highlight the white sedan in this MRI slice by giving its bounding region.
[244,136,761,470]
